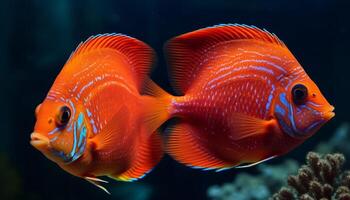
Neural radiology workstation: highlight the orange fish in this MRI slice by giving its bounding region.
[30,34,163,193]
[147,24,335,171]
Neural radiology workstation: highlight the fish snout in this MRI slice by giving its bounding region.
[321,105,335,121]
[30,132,49,149]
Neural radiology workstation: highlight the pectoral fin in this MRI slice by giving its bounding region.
[228,113,275,141]
[91,106,129,151]
[108,129,163,182]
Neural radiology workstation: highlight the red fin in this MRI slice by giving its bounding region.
[165,24,286,94]
[166,123,233,170]
[110,129,163,181]
[92,106,129,150]
[141,79,173,133]
[67,34,155,91]
[228,113,273,141]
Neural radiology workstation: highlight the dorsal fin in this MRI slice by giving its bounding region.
[164,24,286,94]
[68,33,156,91]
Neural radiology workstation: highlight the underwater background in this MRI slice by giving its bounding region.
[0,0,350,199]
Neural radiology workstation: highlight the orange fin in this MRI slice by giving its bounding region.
[141,78,173,133]
[164,24,286,94]
[166,123,233,170]
[92,106,129,150]
[109,129,163,181]
[67,34,155,91]
[228,113,272,141]
[142,78,169,98]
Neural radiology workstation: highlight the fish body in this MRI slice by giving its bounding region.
[31,34,163,188]
[148,24,335,170]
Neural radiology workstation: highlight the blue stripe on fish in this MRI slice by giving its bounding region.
[48,127,59,135]
[276,114,293,136]
[265,85,276,112]
[287,102,300,137]
[86,108,92,117]
[69,121,78,159]
[279,93,289,108]
[275,104,286,116]
[77,113,84,128]
[77,126,87,148]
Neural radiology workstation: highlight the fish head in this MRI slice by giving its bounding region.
[274,77,334,139]
[31,99,88,164]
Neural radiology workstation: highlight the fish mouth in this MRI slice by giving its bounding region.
[322,106,335,121]
[30,132,49,149]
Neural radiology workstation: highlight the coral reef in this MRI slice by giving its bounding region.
[207,123,350,200]
[207,160,299,200]
[208,173,270,200]
[271,152,350,200]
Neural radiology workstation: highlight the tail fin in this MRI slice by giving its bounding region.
[141,79,174,133]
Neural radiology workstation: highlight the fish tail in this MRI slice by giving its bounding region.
[142,79,174,133]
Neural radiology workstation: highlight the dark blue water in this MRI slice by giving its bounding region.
[0,0,349,199]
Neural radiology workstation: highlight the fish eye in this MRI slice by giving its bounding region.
[56,106,71,127]
[292,84,308,105]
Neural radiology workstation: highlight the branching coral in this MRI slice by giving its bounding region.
[271,152,350,200]
[207,124,350,200]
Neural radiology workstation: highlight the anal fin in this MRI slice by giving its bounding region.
[166,123,233,170]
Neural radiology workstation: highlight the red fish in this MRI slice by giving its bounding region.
[30,34,163,193]
[147,24,335,171]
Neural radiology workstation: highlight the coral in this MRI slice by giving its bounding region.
[207,123,350,200]
[207,160,299,200]
[207,173,270,200]
[271,152,350,200]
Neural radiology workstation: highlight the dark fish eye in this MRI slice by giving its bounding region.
[292,84,308,105]
[56,106,71,127]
